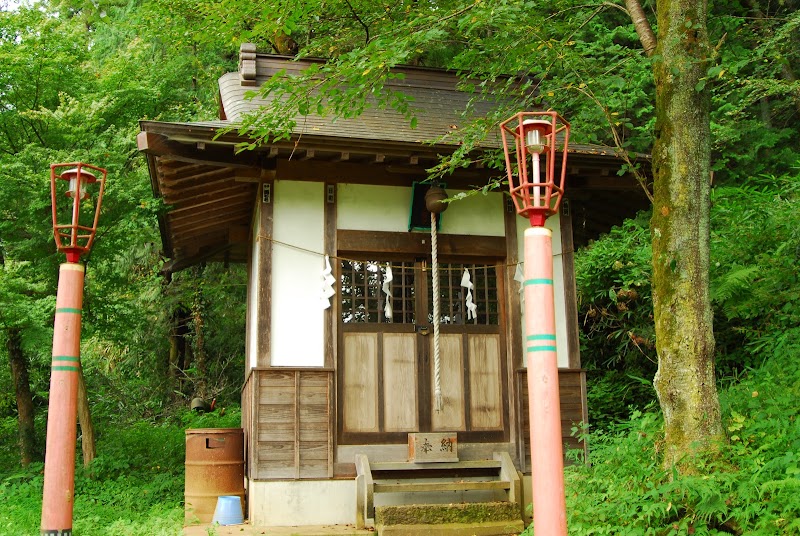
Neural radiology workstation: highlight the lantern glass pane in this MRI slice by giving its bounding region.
[525,129,544,154]
[54,180,97,240]
[67,177,90,200]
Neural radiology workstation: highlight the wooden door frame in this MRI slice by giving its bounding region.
[335,231,510,445]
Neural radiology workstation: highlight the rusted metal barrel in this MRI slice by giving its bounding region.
[185,428,245,523]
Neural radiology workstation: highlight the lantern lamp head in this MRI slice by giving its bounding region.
[500,111,570,227]
[50,162,107,263]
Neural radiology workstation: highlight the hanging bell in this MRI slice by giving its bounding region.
[424,185,449,214]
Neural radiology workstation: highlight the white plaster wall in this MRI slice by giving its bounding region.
[248,479,356,526]
[337,184,410,232]
[516,215,570,368]
[248,203,260,369]
[270,181,325,367]
[337,184,505,236]
[439,190,505,236]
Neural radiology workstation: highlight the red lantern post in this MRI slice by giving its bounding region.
[500,112,570,536]
[42,163,106,536]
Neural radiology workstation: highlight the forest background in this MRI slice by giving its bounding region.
[1,0,798,534]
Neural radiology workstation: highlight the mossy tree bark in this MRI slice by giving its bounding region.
[647,0,726,468]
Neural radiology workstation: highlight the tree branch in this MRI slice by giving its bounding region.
[624,0,658,57]
[573,84,655,204]
[343,0,370,44]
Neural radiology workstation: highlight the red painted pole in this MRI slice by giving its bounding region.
[523,226,567,535]
[41,262,85,536]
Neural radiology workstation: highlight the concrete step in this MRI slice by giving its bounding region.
[356,452,522,530]
[375,502,525,536]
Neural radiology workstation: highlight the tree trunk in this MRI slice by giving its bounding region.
[77,368,96,468]
[7,328,37,466]
[649,0,725,469]
[191,266,208,398]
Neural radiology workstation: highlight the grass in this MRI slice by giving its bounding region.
[0,408,241,536]
[2,339,798,535]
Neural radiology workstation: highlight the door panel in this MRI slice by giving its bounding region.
[342,333,379,433]
[430,334,466,431]
[383,333,418,431]
[468,334,503,430]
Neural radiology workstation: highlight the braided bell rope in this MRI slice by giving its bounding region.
[431,212,443,412]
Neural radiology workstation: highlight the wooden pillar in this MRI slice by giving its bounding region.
[256,174,274,368]
[559,200,581,369]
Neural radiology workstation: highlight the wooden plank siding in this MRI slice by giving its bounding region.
[468,334,504,430]
[249,368,334,480]
[516,369,589,471]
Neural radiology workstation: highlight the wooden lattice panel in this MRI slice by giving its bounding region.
[340,260,415,324]
[428,263,499,325]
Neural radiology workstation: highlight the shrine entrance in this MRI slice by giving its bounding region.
[337,257,509,445]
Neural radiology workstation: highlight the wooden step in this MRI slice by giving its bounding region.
[355,452,521,530]
[373,480,511,494]
[370,460,503,472]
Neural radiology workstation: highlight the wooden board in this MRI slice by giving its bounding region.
[468,334,503,430]
[343,333,379,433]
[430,334,466,431]
[337,229,506,259]
[383,334,418,432]
[241,371,255,480]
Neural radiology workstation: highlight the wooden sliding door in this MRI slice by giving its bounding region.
[338,259,508,444]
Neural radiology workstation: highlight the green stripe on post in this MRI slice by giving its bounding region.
[51,366,80,372]
[526,334,556,342]
[527,345,558,353]
[523,278,554,286]
[52,356,80,363]
[56,307,82,314]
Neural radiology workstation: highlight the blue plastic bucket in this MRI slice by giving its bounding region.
[212,495,244,525]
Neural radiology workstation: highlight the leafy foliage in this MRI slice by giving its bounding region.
[533,332,800,535]
[709,171,800,374]
[575,167,800,426]
[0,0,244,471]
[574,211,656,427]
[0,408,241,535]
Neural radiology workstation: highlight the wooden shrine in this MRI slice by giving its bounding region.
[138,45,649,528]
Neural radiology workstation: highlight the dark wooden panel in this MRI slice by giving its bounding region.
[324,183,337,369]
[337,230,506,259]
[242,370,256,480]
[560,208,582,369]
[516,369,588,472]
